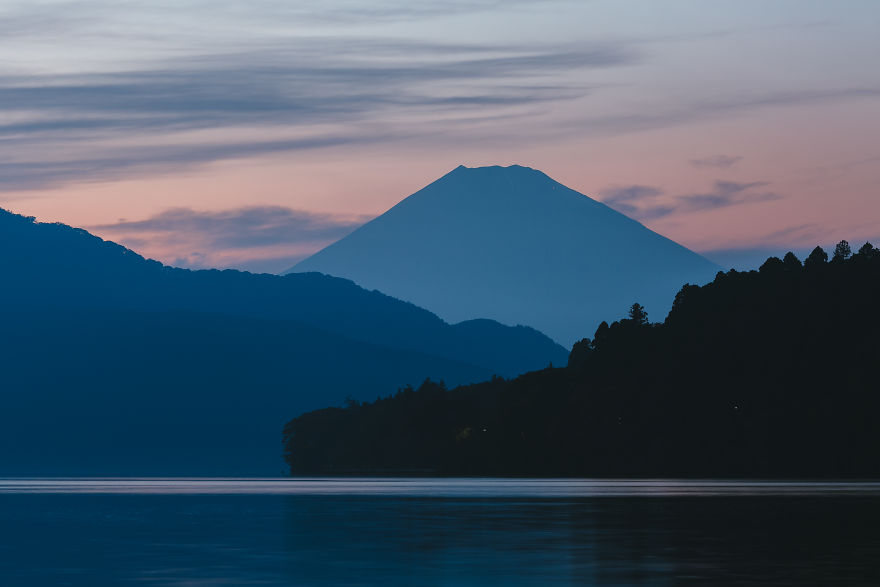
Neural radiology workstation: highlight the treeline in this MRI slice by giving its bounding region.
[283,242,880,477]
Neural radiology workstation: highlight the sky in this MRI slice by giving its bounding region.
[1,0,878,273]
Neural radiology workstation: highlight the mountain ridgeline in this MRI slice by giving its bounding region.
[0,208,566,475]
[283,242,880,477]
[0,208,565,376]
[291,165,720,346]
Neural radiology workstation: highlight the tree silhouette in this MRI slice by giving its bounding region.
[805,246,829,268]
[592,321,610,350]
[782,252,802,269]
[567,338,593,368]
[628,303,649,325]
[833,240,852,261]
[856,242,879,260]
[759,256,784,274]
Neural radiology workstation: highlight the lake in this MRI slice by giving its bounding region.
[1,479,879,585]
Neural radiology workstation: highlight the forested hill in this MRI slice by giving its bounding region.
[0,208,563,475]
[283,242,880,478]
[0,208,566,377]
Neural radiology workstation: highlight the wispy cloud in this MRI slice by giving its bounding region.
[680,180,781,212]
[271,0,551,24]
[565,87,880,138]
[0,0,551,37]
[0,41,635,190]
[598,185,669,219]
[0,3,93,39]
[91,206,370,272]
[600,179,783,221]
[759,223,826,244]
[0,133,395,190]
[0,52,582,137]
[690,155,742,169]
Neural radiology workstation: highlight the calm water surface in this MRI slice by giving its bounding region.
[1,479,879,586]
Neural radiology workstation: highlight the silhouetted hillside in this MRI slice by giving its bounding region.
[291,165,719,346]
[0,209,566,377]
[0,308,493,475]
[283,242,880,477]
[0,208,566,475]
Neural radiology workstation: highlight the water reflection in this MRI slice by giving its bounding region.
[0,480,878,585]
[278,495,880,586]
[3,477,880,496]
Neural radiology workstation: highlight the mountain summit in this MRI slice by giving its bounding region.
[291,165,719,345]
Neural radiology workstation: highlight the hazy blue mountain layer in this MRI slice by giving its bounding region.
[0,208,565,376]
[0,308,493,476]
[292,165,720,346]
[0,208,565,474]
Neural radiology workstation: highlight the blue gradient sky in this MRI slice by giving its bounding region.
[1,0,878,272]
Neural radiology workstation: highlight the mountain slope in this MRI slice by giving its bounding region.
[0,308,493,476]
[292,165,719,346]
[0,208,566,474]
[0,208,566,377]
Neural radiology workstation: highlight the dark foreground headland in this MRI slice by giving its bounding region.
[284,242,880,477]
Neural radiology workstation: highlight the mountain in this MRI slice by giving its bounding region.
[283,244,880,477]
[0,208,565,376]
[0,308,492,476]
[0,208,566,475]
[291,165,720,346]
